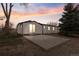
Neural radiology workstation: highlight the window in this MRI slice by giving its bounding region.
[33,24,35,32]
[43,26,45,29]
[29,24,32,33]
[29,24,35,33]
[52,27,55,31]
[48,27,50,30]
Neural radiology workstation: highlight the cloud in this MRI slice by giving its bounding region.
[0,3,64,28]
[12,3,64,17]
[12,6,64,16]
[37,7,64,14]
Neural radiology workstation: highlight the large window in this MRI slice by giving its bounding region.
[52,27,55,31]
[48,26,50,30]
[29,24,35,33]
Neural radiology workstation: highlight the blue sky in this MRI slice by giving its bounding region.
[13,3,65,13]
[32,3,65,8]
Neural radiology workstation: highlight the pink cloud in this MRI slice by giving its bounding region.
[37,7,64,15]
[11,7,64,17]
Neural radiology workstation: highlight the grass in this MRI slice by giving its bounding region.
[0,29,23,45]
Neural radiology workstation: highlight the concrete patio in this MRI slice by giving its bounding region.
[24,35,70,50]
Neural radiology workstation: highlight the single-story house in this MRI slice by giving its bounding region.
[16,20,59,35]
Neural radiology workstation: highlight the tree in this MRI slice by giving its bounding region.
[1,3,13,33]
[59,3,79,36]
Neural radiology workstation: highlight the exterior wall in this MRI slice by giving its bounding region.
[50,26,59,33]
[17,21,59,35]
[34,22,42,34]
[42,25,59,34]
[22,22,42,34]
[43,25,52,34]
[52,27,59,33]
[17,24,23,34]
[22,23,29,34]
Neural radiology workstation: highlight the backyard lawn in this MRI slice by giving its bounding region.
[0,33,79,56]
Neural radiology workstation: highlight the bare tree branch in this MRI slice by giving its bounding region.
[1,3,14,32]
[6,3,8,17]
[1,3,7,18]
[8,3,13,19]
[10,3,14,8]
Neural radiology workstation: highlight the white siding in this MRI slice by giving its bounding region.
[22,22,42,34]
[22,23,29,34]
[31,22,42,34]
[17,24,23,34]
[51,26,59,33]
[17,21,59,34]
[43,26,52,34]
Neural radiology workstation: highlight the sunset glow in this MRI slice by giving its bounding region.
[0,3,65,28]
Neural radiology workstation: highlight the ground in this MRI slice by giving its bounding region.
[0,34,79,56]
[24,35,70,50]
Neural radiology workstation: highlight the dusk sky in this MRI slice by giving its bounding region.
[0,3,65,28]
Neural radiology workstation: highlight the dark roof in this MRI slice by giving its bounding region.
[17,20,58,27]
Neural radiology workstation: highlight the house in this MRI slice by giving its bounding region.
[16,20,59,35]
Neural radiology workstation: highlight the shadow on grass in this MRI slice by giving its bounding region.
[0,30,23,46]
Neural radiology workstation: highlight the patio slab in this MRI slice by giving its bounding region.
[24,35,70,50]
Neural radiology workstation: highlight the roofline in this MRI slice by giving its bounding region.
[17,20,58,27]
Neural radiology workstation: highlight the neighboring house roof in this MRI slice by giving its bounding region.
[17,20,58,27]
